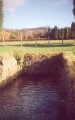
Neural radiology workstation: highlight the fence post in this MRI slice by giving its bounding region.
[35,38,37,47]
[62,39,63,46]
[20,33,22,47]
[48,36,50,46]
[2,37,4,46]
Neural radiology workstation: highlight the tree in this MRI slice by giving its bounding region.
[0,0,3,31]
[58,29,61,40]
[70,31,75,39]
[61,28,64,45]
[10,32,17,40]
[52,26,59,40]
[58,28,64,45]
[71,22,75,31]
[73,0,75,17]
[64,27,70,39]
[44,27,51,45]
[72,0,75,43]
[61,28,64,40]
[71,22,75,42]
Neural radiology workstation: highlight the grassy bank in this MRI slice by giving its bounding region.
[0,40,75,55]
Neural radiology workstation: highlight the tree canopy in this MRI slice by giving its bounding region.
[0,0,4,31]
[73,0,75,17]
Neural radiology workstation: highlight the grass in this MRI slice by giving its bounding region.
[0,40,75,55]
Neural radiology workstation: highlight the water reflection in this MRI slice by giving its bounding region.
[0,76,65,120]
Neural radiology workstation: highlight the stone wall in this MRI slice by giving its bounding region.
[0,53,20,87]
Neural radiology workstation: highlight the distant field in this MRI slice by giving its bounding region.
[0,40,75,55]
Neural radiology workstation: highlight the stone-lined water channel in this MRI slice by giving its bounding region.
[0,76,67,120]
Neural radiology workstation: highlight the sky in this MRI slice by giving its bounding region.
[3,0,75,29]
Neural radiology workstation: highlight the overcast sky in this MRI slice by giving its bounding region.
[3,0,74,29]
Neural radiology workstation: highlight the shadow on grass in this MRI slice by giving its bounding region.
[6,43,75,48]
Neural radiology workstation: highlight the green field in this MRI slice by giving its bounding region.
[0,40,75,55]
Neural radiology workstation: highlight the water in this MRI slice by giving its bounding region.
[0,76,66,120]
